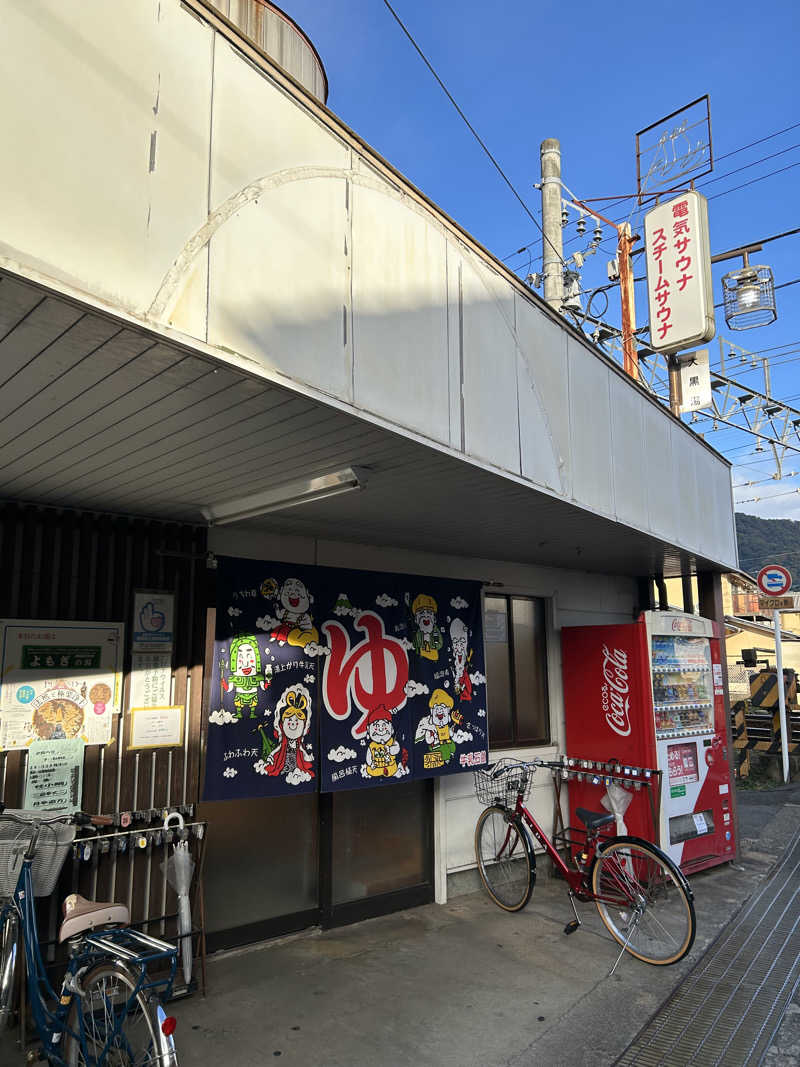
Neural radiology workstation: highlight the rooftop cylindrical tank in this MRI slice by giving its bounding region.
[209,0,328,103]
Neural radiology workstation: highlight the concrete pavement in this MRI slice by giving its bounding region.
[176,781,800,1066]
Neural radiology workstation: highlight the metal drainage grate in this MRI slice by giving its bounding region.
[616,828,800,1066]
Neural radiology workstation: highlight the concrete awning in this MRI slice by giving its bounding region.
[0,265,728,578]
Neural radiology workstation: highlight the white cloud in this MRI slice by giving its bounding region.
[375,593,398,607]
[443,679,450,688]
[469,671,486,686]
[305,642,330,657]
[304,673,315,684]
[477,708,486,718]
[404,680,429,698]
[358,762,406,779]
[450,596,468,610]
[227,606,242,617]
[209,708,237,726]
[285,768,313,786]
[328,745,357,763]
[223,766,237,778]
[256,614,278,632]
[333,597,361,618]
[452,728,473,744]
[399,637,413,651]
[253,759,268,775]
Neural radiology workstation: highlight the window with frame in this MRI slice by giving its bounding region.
[483,594,550,748]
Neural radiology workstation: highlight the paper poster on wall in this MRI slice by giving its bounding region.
[129,705,184,750]
[23,739,85,813]
[0,621,124,750]
[130,653,173,709]
[132,591,174,653]
[203,556,487,802]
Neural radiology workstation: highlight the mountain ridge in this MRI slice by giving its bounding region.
[736,512,800,587]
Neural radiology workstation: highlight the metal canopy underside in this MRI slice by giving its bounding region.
[0,270,723,579]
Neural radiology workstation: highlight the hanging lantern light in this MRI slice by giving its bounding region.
[722,252,777,330]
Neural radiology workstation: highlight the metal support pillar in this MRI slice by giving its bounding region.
[636,577,655,616]
[681,573,695,615]
[655,577,669,611]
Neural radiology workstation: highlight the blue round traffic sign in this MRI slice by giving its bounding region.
[756,564,792,597]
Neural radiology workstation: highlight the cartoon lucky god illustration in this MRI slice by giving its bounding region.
[415,688,459,765]
[450,618,473,702]
[264,684,315,781]
[408,593,443,661]
[220,636,270,718]
[270,578,320,648]
[363,705,407,778]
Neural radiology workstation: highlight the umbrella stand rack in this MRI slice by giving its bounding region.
[66,816,210,999]
[550,759,663,871]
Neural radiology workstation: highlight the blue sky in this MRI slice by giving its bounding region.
[288,0,800,521]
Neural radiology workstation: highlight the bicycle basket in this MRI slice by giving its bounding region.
[473,761,533,807]
[0,812,76,897]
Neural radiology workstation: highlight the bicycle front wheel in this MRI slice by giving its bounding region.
[591,837,696,965]
[475,806,535,912]
[65,962,178,1066]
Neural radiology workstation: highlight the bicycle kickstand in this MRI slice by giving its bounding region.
[608,914,640,977]
[563,892,581,936]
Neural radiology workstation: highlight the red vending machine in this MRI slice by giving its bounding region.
[561,611,735,874]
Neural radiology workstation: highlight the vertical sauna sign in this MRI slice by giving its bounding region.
[203,557,488,801]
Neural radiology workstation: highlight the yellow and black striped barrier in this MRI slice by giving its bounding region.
[730,698,800,776]
[730,700,750,777]
[749,669,798,710]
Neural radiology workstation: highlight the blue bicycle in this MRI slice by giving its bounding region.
[0,808,179,1065]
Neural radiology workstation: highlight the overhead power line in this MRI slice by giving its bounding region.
[504,124,800,264]
[706,160,800,202]
[736,487,800,505]
[381,0,565,269]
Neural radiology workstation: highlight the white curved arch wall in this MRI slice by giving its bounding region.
[0,0,736,569]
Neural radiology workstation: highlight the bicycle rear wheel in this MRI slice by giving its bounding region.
[475,806,535,912]
[65,961,178,1066]
[591,837,695,965]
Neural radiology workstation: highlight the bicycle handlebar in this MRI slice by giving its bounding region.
[488,757,564,778]
[0,804,112,829]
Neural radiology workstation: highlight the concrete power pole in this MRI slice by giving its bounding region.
[540,139,564,312]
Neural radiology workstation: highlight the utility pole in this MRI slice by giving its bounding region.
[540,139,564,312]
[570,197,640,381]
[668,357,682,416]
[617,222,639,381]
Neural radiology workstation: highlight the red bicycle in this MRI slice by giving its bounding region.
[473,758,696,968]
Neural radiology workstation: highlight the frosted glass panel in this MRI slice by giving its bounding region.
[332,781,431,905]
[199,793,318,932]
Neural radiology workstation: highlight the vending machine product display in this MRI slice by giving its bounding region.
[561,611,735,874]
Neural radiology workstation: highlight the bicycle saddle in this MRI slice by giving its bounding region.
[58,893,130,943]
[575,808,615,830]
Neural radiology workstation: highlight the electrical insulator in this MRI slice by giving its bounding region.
[561,208,568,228]
[576,217,586,236]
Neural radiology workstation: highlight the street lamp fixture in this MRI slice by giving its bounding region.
[720,251,777,330]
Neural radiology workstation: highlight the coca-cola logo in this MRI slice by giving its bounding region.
[601,644,631,737]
